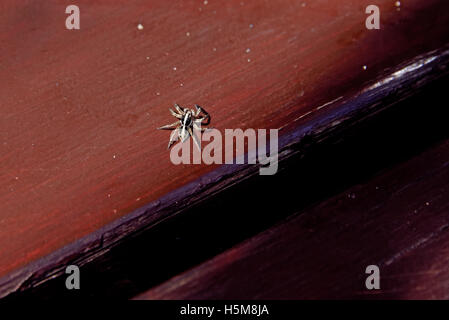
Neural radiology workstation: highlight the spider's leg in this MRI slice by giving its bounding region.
[169,108,183,119]
[158,121,180,130]
[194,105,202,117]
[194,104,209,118]
[197,105,209,116]
[194,105,210,125]
[174,103,185,115]
[194,114,210,126]
[193,122,208,132]
[167,128,180,149]
[188,127,201,151]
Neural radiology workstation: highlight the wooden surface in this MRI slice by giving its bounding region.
[4,48,449,299]
[139,136,449,300]
[1,0,449,298]
[134,64,449,300]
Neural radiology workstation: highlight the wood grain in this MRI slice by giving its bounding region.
[1,0,449,297]
[138,137,449,300]
[3,46,449,299]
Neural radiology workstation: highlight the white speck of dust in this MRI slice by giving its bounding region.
[180,83,184,87]
[113,155,117,159]
[247,58,251,62]
[301,2,307,7]
[173,66,177,71]
[395,1,401,11]
[245,48,251,53]
[137,24,144,30]
[108,194,111,198]
[156,92,161,96]
[15,177,19,180]
[136,197,141,201]
[363,65,367,70]
[146,56,150,60]
[204,0,208,5]
[426,202,430,206]
[186,31,190,37]
[249,24,254,29]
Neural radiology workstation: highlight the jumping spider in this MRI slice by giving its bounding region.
[158,104,211,150]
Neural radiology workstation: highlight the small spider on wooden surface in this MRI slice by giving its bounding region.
[158,104,211,150]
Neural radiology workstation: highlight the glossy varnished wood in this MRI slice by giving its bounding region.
[1,0,449,296]
[138,138,449,300]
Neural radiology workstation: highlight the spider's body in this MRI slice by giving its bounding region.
[158,104,210,150]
